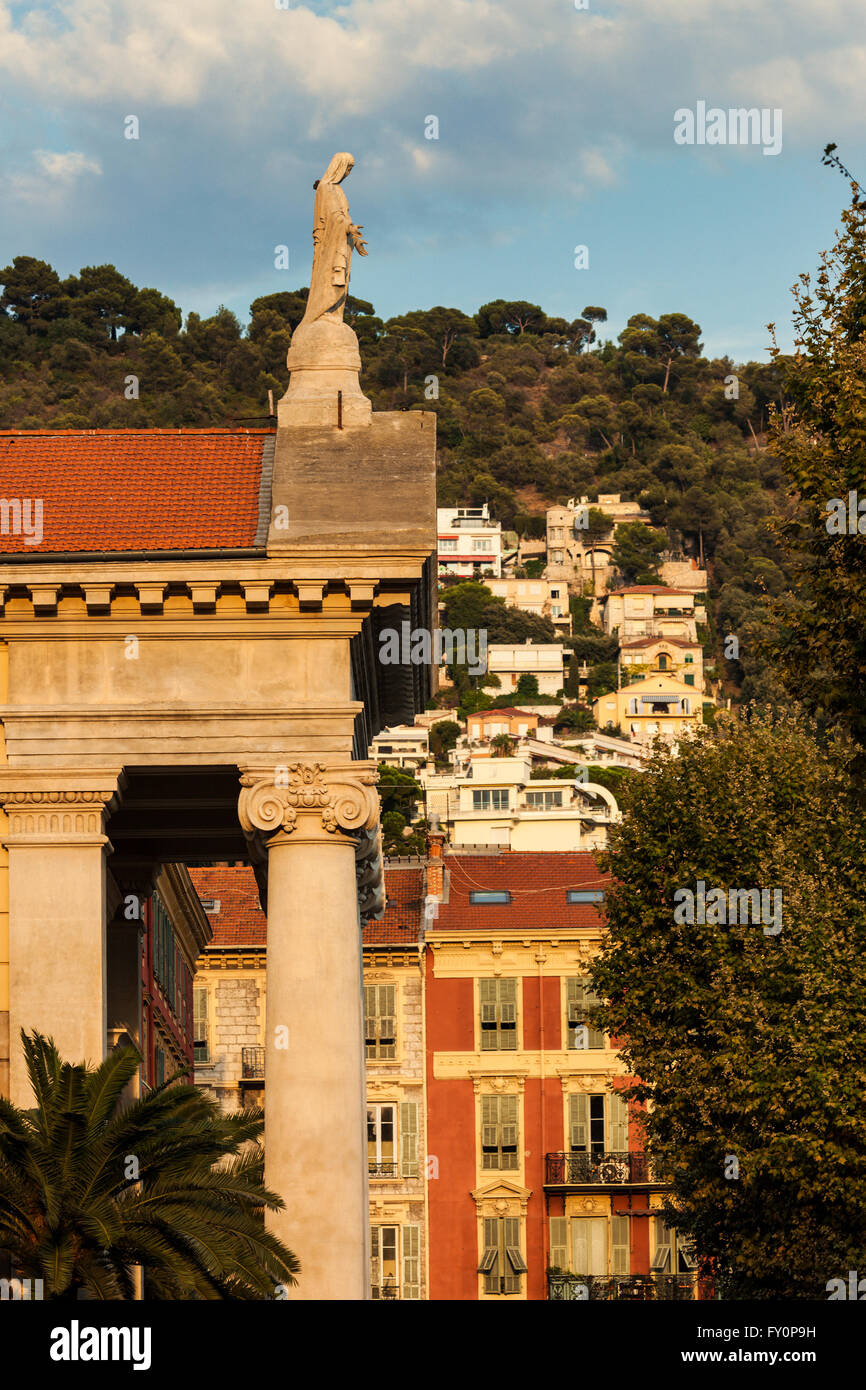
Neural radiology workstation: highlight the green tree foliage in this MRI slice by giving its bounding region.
[757,190,866,748]
[592,711,866,1299]
[0,1031,299,1299]
[429,719,461,763]
[610,521,667,584]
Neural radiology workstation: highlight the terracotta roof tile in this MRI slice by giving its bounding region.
[436,851,608,931]
[188,867,266,949]
[363,864,425,946]
[0,429,271,554]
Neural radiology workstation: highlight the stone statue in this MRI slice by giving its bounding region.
[301,152,368,325]
[281,151,372,427]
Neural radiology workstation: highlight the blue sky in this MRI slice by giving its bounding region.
[2,0,865,361]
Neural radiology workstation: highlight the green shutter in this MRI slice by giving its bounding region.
[549,1216,568,1272]
[609,1090,628,1151]
[402,1224,421,1299]
[611,1214,630,1274]
[500,1094,519,1170]
[503,1216,525,1291]
[584,981,605,1049]
[480,1217,499,1292]
[480,979,497,1050]
[370,1225,380,1291]
[364,985,376,1057]
[193,988,209,1061]
[400,1101,418,1178]
[569,1092,588,1150]
[651,1215,672,1271]
[378,984,396,1058]
[499,978,518,1050]
[481,1095,498,1165]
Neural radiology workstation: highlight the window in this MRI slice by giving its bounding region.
[364,984,397,1060]
[479,977,518,1050]
[481,1094,519,1170]
[479,1216,526,1294]
[439,538,457,552]
[681,698,690,715]
[367,1104,396,1173]
[568,1091,628,1153]
[550,1215,629,1276]
[566,889,605,904]
[651,1216,698,1274]
[193,988,209,1063]
[566,978,604,1049]
[370,1224,421,1299]
[471,789,509,812]
[200,899,220,913]
[525,789,563,810]
[684,673,695,686]
[658,653,668,670]
[469,889,511,904]
[472,538,492,552]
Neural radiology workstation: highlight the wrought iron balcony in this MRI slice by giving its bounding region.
[368,1160,399,1178]
[548,1273,698,1301]
[545,1150,652,1186]
[241,1046,265,1080]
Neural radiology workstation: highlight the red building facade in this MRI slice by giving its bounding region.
[424,846,695,1301]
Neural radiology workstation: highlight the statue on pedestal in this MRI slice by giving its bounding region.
[280,151,372,427]
[302,153,368,324]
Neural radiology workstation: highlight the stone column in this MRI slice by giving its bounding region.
[239,761,382,1301]
[0,769,124,1105]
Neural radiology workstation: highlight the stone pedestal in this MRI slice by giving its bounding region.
[278,318,372,429]
[239,761,382,1300]
[0,770,123,1104]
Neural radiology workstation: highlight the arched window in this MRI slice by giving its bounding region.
[657,653,668,670]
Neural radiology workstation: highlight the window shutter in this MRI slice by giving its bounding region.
[500,1095,519,1149]
[569,1093,588,1150]
[193,988,209,1061]
[503,1217,523,1292]
[611,1214,630,1274]
[402,1225,421,1299]
[567,978,584,1024]
[549,1216,569,1272]
[364,985,376,1055]
[378,984,396,1057]
[584,982,605,1049]
[651,1215,672,1271]
[480,979,497,1050]
[481,1095,499,1157]
[479,1217,499,1292]
[400,1101,419,1178]
[609,1090,628,1152]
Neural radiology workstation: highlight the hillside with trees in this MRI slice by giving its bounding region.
[0,257,796,703]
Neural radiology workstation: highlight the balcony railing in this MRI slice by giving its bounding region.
[371,1283,400,1301]
[548,1274,698,1301]
[368,1161,399,1178]
[545,1151,652,1185]
[241,1046,265,1080]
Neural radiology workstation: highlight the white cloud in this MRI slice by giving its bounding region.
[8,149,102,202]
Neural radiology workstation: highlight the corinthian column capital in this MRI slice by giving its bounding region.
[238,761,380,843]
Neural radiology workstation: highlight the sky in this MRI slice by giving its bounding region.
[2,0,866,362]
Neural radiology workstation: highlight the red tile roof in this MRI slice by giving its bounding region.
[0,429,271,554]
[437,851,608,931]
[364,863,425,946]
[188,862,426,949]
[188,866,266,949]
[620,635,696,649]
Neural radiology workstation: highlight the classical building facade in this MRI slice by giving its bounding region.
[0,377,436,1299]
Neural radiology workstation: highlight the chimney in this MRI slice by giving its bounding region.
[426,813,445,898]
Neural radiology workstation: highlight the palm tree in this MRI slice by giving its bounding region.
[0,1030,299,1299]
